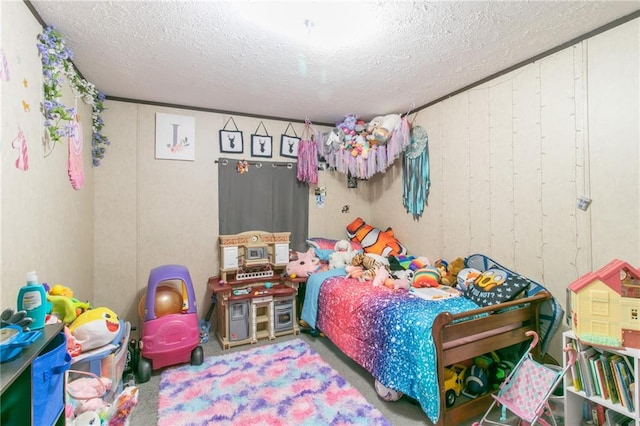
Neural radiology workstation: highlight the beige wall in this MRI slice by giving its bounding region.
[94,104,360,325]
[2,1,638,363]
[1,1,94,307]
[369,19,640,359]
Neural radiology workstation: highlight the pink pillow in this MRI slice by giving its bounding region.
[306,237,362,252]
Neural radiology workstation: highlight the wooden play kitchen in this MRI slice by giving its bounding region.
[209,230,301,349]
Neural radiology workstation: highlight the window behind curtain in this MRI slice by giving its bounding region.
[218,158,309,251]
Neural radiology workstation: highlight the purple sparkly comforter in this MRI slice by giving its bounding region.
[315,275,480,424]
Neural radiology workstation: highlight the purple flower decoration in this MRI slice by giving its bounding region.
[37,26,109,166]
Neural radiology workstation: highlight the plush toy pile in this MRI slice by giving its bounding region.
[39,283,137,425]
[45,284,122,357]
[302,220,479,296]
[315,113,412,180]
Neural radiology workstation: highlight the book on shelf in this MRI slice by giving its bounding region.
[579,346,598,397]
[585,400,606,426]
[567,339,583,391]
[618,357,635,412]
[601,352,620,404]
[589,354,603,397]
[610,355,627,409]
[594,357,609,400]
[611,355,634,412]
[606,407,632,426]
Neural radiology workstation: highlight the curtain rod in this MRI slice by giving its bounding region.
[215,159,294,169]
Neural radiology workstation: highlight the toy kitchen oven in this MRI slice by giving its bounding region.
[274,298,294,332]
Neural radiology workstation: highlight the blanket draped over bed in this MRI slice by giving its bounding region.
[303,272,480,424]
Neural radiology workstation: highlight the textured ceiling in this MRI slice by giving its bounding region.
[28,1,639,125]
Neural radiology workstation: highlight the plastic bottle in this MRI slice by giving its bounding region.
[17,271,47,329]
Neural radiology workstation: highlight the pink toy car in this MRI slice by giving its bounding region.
[137,264,203,383]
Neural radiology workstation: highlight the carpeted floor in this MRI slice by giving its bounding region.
[129,332,564,425]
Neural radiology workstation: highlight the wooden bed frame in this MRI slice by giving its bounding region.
[431,291,553,426]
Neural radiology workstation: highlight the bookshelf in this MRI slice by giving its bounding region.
[563,330,639,426]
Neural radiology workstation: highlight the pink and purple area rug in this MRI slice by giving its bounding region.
[158,338,391,426]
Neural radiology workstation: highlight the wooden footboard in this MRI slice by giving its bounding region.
[431,291,551,426]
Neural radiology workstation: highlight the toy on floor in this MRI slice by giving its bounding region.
[374,379,403,401]
[443,364,467,407]
[472,331,575,426]
[137,264,203,383]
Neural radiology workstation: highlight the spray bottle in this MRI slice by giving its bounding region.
[17,271,47,329]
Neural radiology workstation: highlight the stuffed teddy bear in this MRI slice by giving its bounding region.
[434,259,453,286]
[285,248,321,278]
[447,257,466,286]
[434,257,466,286]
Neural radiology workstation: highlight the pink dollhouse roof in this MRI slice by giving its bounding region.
[568,259,640,294]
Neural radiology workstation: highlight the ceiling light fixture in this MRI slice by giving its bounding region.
[232,2,379,50]
[304,18,315,36]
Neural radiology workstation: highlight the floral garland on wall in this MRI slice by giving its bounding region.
[36,27,109,166]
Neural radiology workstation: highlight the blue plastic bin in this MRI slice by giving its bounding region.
[32,332,71,426]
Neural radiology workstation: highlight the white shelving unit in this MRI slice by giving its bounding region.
[563,330,640,426]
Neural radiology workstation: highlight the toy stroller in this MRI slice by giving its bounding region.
[473,331,576,426]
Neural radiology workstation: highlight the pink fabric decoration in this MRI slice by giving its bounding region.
[11,128,28,171]
[68,117,85,189]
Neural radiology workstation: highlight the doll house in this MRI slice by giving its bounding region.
[568,259,640,349]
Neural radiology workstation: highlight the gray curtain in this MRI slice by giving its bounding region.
[218,158,309,251]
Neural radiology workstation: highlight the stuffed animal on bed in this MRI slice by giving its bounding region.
[346,217,407,257]
[328,239,357,269]
[447,257,466,286]
[349,253,390,286]
[286,248,321,278]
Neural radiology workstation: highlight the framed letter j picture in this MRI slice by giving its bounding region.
[155,113,196,161]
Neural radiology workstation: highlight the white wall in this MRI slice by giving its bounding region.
[370,18,640,360]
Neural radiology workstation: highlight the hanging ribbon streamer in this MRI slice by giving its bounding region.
[11,127,28,171]
[402,125,430,219]
[68,114,85,189]
[296,119,318,185]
